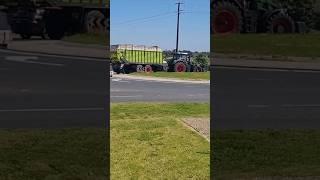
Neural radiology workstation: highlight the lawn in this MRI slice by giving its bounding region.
[0,128,108,179]
[131,72,210,80]
[111,103,210,179]
[63,33,108,46]
[212,34,320,58]
[212,130,320,180]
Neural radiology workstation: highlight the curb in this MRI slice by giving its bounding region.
[212,53,320,71]
[212,64,320,72]
[5,48,108,61]
[212,53,320,62]
[115,74,210,84]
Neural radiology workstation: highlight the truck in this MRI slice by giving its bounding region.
[0,6,11,48]
[211,0,308,34]
[1,0,109,40]
[111,44,207,73]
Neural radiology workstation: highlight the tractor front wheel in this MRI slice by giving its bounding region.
[266,13,295,33]
[174,62,187,72]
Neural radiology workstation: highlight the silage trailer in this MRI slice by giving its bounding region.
[111,44,167,74]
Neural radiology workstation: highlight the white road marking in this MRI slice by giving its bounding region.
[281,104,320,108]
[5,56,64,67]
[248,104,320,108]
[249,78,271,81]
[111,78,130,83]
[248,105,270,108]
[111,95,142,98]
[214,66,320,73]
[0,107,104,112]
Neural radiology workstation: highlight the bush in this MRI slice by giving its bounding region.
[193,53,209,69]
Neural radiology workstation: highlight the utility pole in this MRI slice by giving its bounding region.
[175,1,183,54]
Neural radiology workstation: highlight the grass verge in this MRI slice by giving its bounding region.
[212,130,320,180]
[0,128,107,179]
[111,103,210,179]
[63,33,108,46]
[131,72,210,80]
[212,34,320,58]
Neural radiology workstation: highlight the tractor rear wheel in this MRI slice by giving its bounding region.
[266,13,295,33]
[174,62,187,72]
[212,2,242,34]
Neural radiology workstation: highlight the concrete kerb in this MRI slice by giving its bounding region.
[211,53,320,71]
[7,39,109,60]
[212,53,320,62]
[115,74,210,84]
[5,48,108,61]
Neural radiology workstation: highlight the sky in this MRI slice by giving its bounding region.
[110,0,210,52]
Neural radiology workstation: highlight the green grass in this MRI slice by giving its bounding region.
[111,103,210,179]
[213,130,320,180]
[131,72,210,80]
[0,128,107,179]
[212,34,320,58]
[63,33,108,46]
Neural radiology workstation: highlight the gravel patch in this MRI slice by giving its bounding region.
[182,117,210,141]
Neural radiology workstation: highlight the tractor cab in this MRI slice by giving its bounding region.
[174,52,192,63]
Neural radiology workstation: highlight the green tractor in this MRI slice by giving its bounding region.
[211,0,308,34]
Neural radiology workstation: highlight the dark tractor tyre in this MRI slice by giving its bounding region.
[266,13,295,33]
[45,11,66,40]
[145,65,153,73]
[21,34,31,39]
[212,1,243,34]
[174,62,187,72]
[193,66,200,72]
[162,64,169,72]
[47,30,65,40]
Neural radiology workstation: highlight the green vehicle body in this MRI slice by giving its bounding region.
[111,44,163,65]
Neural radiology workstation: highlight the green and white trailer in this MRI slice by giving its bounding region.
[111,44,168,73]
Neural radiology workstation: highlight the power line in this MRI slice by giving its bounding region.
[112,13,176,27]
[113,11,176,25]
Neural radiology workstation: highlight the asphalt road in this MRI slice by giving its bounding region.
[0,49,108,128]
[213,67,320,129]
[0,49,209,128]
[111,76,209,102]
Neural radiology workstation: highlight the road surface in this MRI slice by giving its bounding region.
[213,67,320,129]
[0,49,108,128]
[0,49,209,128]
[111,76,209,102]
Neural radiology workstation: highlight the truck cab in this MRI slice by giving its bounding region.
[0,6,12,48]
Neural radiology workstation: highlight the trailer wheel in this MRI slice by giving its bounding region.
[145,65,153,73]
[136,65,144,72]
[174,62,187,72]
[85,10,107,34]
